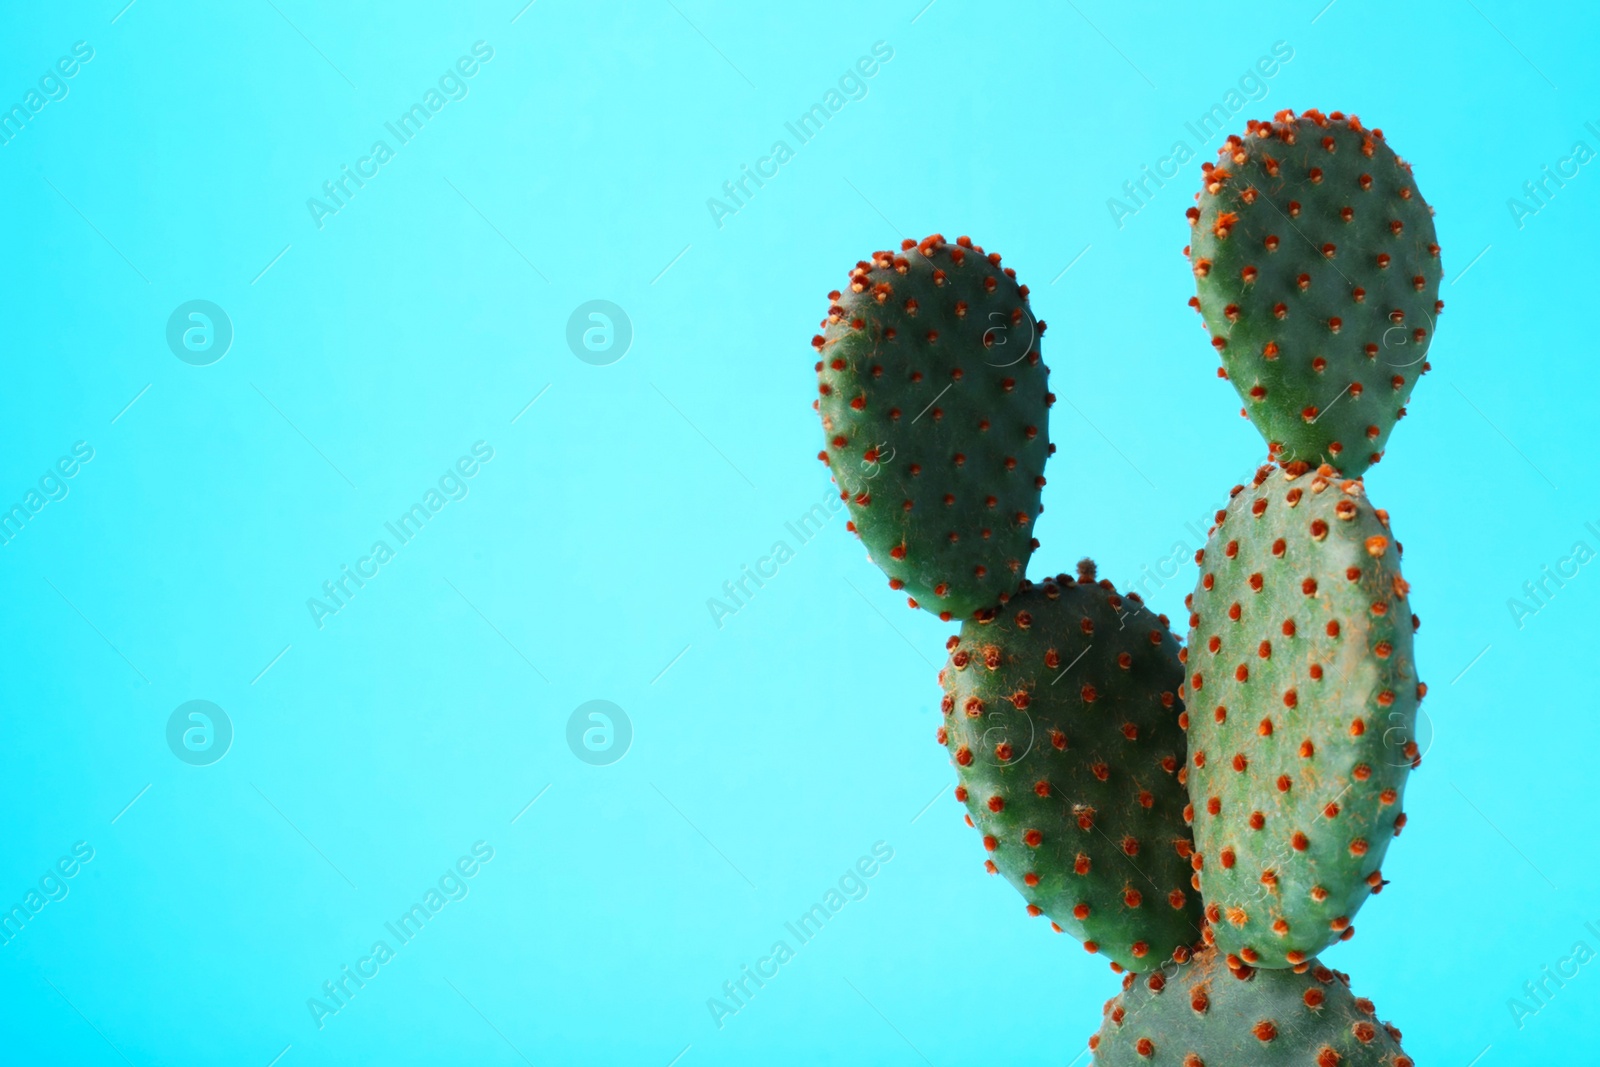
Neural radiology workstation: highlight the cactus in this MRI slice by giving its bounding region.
[796,105,1440,1056]
[1182,461,1420,968]
[1089,946,1413,1066]
[1186,109,1442,476]
[813,233,1053,621]
[939,561,1201,971]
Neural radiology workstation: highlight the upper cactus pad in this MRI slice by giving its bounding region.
[1186,110,1442,476]
[814,234,1052,620]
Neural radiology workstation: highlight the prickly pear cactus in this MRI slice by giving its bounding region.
[939,561,1200,970]
[813,233,1053,621]
[1183,462,1421,968]
[1186,109,1442,476]
[1090,947,1413,1066]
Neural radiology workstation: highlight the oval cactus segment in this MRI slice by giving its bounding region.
[1089,947,1413,1066]
[1187,109,1442,476]
[1184,462,1420,968]
[815,234,1052,621]
[941,561,1200,971]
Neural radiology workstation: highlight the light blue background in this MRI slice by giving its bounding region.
[1,0,1594,1063]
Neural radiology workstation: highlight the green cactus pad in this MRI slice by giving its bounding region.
[1186,109,1443,476]
[1089,947,1413,1066]
[1183,462,1421,968]
[813,233,1052,621]
[938,561,1200,971]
